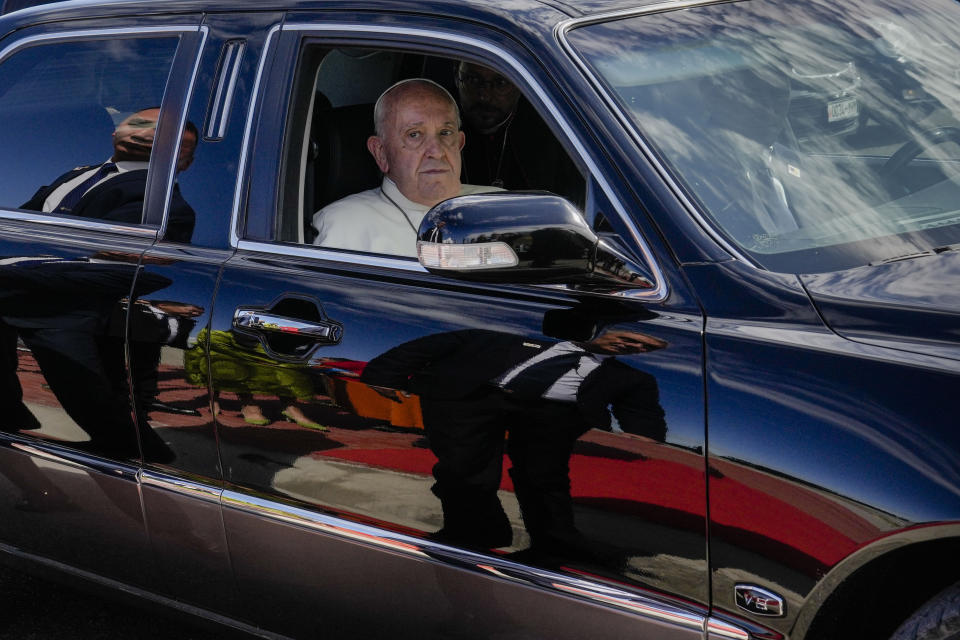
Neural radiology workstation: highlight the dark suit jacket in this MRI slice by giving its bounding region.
[461,99,585,206]
[22,166,196,243]
[361,329,666,440]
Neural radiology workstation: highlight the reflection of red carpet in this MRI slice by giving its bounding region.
[317,437,882,574]
[317,446,704,513]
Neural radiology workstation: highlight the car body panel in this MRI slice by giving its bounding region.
[0,1,958,639]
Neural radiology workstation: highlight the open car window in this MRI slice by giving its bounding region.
[276,45,586,256]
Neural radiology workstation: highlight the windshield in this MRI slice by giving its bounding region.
[567,0,960,273]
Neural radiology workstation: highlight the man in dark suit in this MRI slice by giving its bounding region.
[454,62,585,206]
[21,107,198,243]
[361,326,667,558]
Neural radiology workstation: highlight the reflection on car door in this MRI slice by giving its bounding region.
[0,23,193,590]
[213,254,707,639]
[127,12,285,622]
[213,20,710,638]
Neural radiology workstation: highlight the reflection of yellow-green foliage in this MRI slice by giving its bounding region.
[185,329,314,400]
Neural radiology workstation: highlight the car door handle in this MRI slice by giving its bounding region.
[233,309,343,343]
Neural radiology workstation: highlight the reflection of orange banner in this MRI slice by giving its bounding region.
[331,378,424,429]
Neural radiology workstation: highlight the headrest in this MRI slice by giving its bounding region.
[311,102,381,210]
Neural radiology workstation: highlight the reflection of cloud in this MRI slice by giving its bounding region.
[713,333,960,515]
[339,287,540,335]
[571,0,960,264]
[803,250,960,305]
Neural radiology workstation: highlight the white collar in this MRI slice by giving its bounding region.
[112,160,150,173]
[380,177,430,214]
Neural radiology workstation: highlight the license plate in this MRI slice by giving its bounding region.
[827,97,858,122]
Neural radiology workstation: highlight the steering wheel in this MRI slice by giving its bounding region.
[880,126,960,182]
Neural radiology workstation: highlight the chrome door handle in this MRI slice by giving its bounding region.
[233,309,343,343]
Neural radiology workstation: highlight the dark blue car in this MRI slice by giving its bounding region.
[0,0,958,638]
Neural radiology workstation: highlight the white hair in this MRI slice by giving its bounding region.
[372,78,461,138]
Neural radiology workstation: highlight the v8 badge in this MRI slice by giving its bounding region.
[734,584,785,617]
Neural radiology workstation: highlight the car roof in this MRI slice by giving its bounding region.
[0,0,685,21]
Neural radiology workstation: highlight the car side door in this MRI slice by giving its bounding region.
[126,10,284,624]
[213,12,713,640]
[0,12,202,593]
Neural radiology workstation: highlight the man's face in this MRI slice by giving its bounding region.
[585,330,668,355]
[456,63,521,134]
[112,108,160,162]
[112,108,197,172]
[368,89,465,207]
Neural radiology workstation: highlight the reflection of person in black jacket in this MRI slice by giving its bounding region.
[128,299,203,417]
[361,327,666,559]
[21,107,198,243]
[0,255,174,461]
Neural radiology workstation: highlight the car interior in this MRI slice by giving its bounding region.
[278,46,586,249]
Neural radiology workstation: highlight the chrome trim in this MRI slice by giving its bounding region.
[206,40,246,140]
[0,25,200,238]
[140,469,222,503]
[564,0,736,27]
[222,489,717,634]
[237,238,429,272]
[0,25,197,63]
[0,432,139,481]
[233,23,667,301]
[707,616,752,640]
[555,2,757,266]
[231,23,283,248]
[0,540,292,640]
[734,583,785,617]
[0,209,159,237]
[159,25,209,240]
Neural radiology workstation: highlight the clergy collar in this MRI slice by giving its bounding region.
[381,177,430,213]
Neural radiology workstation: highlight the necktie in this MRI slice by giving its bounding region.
[503,351,584,399]
[55,162,118,214]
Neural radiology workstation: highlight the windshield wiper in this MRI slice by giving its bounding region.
[871,244,958,265]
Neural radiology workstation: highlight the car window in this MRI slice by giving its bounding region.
[276,45,586,253]
[0,35,184,230]
[567,0,960,273]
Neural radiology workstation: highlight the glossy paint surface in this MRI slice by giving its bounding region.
[0,1,957,639]
[210,251,708,636]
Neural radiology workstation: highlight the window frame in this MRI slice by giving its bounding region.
[0,23,207,240]
[236,20,667,301]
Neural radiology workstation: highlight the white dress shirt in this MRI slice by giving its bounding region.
[312,177,499,257]
[496,341,607,403]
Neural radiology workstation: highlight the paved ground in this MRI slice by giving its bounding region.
[0,564,241,640]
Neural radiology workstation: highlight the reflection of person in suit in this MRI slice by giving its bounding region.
[361,326,666,559]
[128,299,203,417]
[0,254,174,461]
[21,107,198,243]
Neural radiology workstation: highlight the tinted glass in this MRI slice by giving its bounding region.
[569,0,960,272]
[0,36,179,221]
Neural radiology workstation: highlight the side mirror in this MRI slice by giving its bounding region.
[417,192,654,290]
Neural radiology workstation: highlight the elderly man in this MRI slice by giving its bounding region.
[312,78,498,257]
[22,106,197,243]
